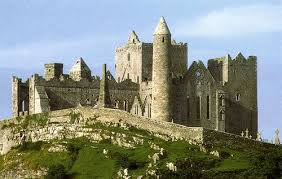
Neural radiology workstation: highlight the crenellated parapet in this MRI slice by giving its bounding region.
[44,63,63,81]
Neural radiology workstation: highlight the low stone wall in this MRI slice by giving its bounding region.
[0,107,276,156]
[202,129,274,151]
[87,108,204,144]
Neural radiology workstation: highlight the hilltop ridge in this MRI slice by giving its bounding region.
[0,107,281,178]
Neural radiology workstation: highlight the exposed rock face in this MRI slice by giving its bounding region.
[0,107,271,157]
[0,165,47,179]
[48,144,67,153]
[0,107,278,179]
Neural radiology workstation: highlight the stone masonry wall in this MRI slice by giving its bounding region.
[225,55,257,137]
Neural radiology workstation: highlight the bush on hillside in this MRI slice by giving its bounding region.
[45,164,69,179]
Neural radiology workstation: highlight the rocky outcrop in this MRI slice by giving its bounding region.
[0,106,273,156]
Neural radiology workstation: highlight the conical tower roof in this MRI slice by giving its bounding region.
[154,17,171,35]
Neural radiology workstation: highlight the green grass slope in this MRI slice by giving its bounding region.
[0,117,282,179]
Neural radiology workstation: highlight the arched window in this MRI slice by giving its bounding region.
[135,105,139,115]
[219,95,224,106]
[21,100,25,112]
[127,53,130,62]
[162,37,165,43]
[148,104,151,118]
[196,96,201,119]
[86,98,91,105]
[236,93,241,101]
[206,95,210,119]
[220,111,225,121]
[115,100,119,108]
[124,100,128,111]
[187,96,190,118]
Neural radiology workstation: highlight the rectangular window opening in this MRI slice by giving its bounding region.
[207,96,210,119]
[187,97,190,118]
[197,96,201,119]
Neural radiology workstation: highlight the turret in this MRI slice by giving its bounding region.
[151,17,172,122]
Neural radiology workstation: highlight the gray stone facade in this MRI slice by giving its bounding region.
[12,17,257,137]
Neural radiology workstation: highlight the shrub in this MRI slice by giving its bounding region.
[1,124,8,130]
[21,113,49,129]
[218,150,231,159]
[248,148,282,178]
[66,143,81,162]
[45,164,69,179]
[99,138,112,144]
[16,141,43,152]
[114,152,145,170]
[69,111,81,124]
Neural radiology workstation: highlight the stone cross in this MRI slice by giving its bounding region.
[256,132,262,141]
[245,128,249,138]
[241,131,244,137]
[274,129,280,145]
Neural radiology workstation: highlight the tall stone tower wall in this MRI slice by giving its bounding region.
[44,63,63,81]
[141,43,153,81]
[171,43,188,77]
[115,31,144,84]
[208,55,230,85]
[12,77,29,117]
[12,77,21,117]
[151,17,172,122]
[225,55,257,137]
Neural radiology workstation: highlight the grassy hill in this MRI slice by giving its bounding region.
[0,108,281,178]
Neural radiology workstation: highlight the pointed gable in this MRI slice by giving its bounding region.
[185,60,216,85]
[234,52,246,62]
[128,31,140,44]
[106,70,116,82]
[69,57,92,81]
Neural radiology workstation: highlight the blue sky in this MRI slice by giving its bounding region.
[0,0,281,140]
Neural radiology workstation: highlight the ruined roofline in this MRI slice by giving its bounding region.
[12,76,22,82]
[208,53,257,64]
[116,17,187,51]
[115,40,187,52]
[185,60,217,83]
[44,63,63,66]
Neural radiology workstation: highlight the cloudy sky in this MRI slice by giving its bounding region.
[0,0,281,140]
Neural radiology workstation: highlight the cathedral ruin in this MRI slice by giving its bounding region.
[12,17,258,137]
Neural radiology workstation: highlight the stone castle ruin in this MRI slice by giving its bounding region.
[12,17,257,137]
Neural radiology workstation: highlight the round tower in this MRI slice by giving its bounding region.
[151,17,172,122]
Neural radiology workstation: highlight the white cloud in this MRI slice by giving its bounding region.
[0,38,91,69]
[0,35,119,70]
[176,4,282,38]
